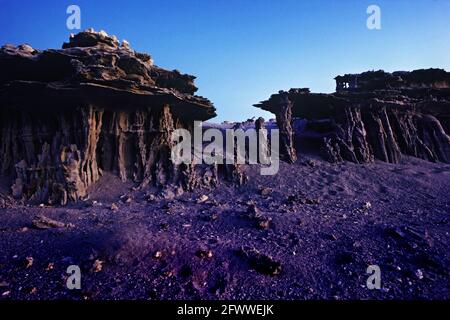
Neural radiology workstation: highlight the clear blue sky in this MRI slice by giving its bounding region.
[0,0,449,121]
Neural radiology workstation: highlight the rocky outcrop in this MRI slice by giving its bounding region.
[335,69,450,92]
[255,69,450,164]
[274,92,297,163]
[0,30,217,204]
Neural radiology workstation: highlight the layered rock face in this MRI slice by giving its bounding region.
[0,30,218,204]
[255,69,450,164]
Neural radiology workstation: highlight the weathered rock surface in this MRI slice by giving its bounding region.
[274,92,297,163]
[254,69,450,164]
[0,30,217,204]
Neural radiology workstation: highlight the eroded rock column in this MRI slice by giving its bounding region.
[275,92,297,163]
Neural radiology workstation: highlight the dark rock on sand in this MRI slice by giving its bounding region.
[240,246,282,276]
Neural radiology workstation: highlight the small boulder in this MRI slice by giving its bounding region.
[196,195,209,204]
[259,187,273,196]
[196,249,213,259]
[247,203,262,219]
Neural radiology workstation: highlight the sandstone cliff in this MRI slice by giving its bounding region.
[254,69,450,164]
[0,30,218,204]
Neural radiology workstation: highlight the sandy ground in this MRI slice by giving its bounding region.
[0,155,449,300]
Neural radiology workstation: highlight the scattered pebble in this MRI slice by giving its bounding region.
[146,194,156,202]
[197,195,209,204]
[32,215,74,229]
[26,256,34,268]
[415,269,424,280]
[92,259,104,273]
[92,200,103,206]
[247,203,261,219]
[363,201,372,210]
[196,249,213,259]
[306,159,316,167]
[120,195,133,203]
[259,187,272,196]
[159,223,169,231]
[209,213,219,221]
[257,216,272,230]
[162,190,175,201]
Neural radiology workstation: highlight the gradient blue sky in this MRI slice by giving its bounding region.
[0,0,449,121]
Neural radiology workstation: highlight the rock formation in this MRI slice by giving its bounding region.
[274,91,297,163]
[0,30,219,204]
[254,69,450,164]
